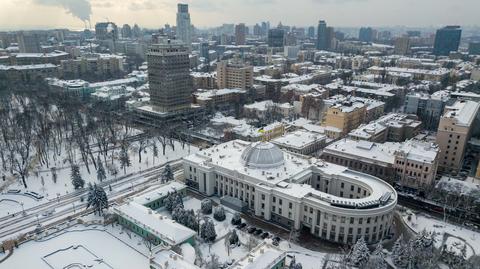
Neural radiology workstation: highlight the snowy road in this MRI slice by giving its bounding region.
[0,161,183,242]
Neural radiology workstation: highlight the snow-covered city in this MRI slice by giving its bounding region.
[1,1,480,269]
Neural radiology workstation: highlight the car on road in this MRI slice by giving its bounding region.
[273,236,281,242]
[247,227,256,234]
[261,232,269,239]
[7,189,21,194]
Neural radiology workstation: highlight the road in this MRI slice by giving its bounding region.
[0,161,183,242]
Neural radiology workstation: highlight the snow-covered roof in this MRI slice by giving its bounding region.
[241,142,285,169]
[151,249,200,269]
[0,63,57,70]
[272,130,326,150]
[133,182,186,206]
[114,202,196,246]
[230,242,286,269]
[443,100,480,127]
[194,88,246,101]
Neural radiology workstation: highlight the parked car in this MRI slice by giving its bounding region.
[7,189,21,194]
[261,232,269,239]
[247,227,257,234]
[254,229,263,236]
[273,236,281,242]
[236,223,247,229]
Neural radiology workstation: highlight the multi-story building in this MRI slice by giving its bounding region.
[268,29,285,48]
[217,59,253,89]
[316,20,328,50]
[433,26,462,56]
[0,63,58,84]
[230,242,286,269]
[324,95,385,124]
[191,72,216,90]
[235,23,246,45]
[394,37,411,55]
[348,113,422,143]
[17,31,42,53]
[60,54,124,80]
[147,41,192,113]
[193,88,246,108]
[322,139,439,191]
[95,22,118,40]
[243,100,295,120]
[469,42,480,55]
[176,3,192,46]
[272,130,326,156]
[183,140,397,244]
[436,100,480,173]
[322,101,367,135]
[359,27,374,42]
[404,91,451,130]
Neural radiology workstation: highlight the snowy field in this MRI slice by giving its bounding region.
[2,223,151,269]
[402,211,479,258]
[0,140,197,218]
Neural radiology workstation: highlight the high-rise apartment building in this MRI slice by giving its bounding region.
[316,20,328,50]
[176,3,192,46]
[307,26,315,39]
[394,37,411,55]
[216,59,253,90]
[404,91,450,130]
[433,26,461,56]
[147,40,192,113]
[17,31,41,53]
[436,100,479,173]
[468,42,480,55]
[268,29,285,48]
[121,24,132,38]
[235,23,246,45]
[95,22,118,40]
[359,27,374,42]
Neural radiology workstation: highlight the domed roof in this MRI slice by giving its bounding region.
[241,142,285,169]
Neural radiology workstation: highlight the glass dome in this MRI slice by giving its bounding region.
[241,142,285,169]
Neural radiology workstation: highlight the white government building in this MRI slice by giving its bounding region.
[183,140,397,244]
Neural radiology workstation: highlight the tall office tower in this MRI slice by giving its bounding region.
[17,31,41,53]
[176,3,192,46]
[121,24,132,38]
[235,23,246,45]
[132,24,142,38]
[394,37,411,55]
[95,22,118,40]
[253,24,262,36]
[216,59,253,90]
[200,41,210,71]
[433,26,462,56]
[326,26,335,50]
[261,22,269,36]
[436,100,480,173]
[468,42,480,55]
[268,29,285,48]
[307,26,315,39]
[147,40,192,113]
[335,31,345,41]
[359,27,374,42]
[316,20,328,50]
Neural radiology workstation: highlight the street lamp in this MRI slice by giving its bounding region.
[20,202,25,215]
[72,202,76,214]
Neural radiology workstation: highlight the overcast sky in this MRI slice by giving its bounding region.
[0,0,478,30]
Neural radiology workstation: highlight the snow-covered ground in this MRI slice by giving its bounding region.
[0,140,197,218]
[2,223,151,269]
[401,211,479,258]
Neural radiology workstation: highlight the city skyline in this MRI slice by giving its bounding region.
[1,0,479,31]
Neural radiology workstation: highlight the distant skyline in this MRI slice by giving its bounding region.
[0,0,479,31]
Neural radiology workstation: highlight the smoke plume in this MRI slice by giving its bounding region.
[34,0,91,21]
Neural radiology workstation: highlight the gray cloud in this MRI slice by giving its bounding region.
[34,0,91,21]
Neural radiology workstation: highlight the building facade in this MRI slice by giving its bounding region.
[217,59,253,90]
[436,100,480,173]
[147,41,192,113]
[176,4,192,46]
[433,26,462,56]
[183,140,397,245]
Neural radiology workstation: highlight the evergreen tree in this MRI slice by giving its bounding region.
[161,164,174,183]
[348,237,370,268]
[229,229,239,246]
[392,235,409,268]
[365,243,386,269]
[165,191,184,212]
[231,212,242,225]
[200,219,217,242]
[71,164,85,189]
[289,256,303,269]
[96,156,107,182]
[201,199,213,214]
[86,183,109,215]
[213,206,226,221]
[119,144,131,174]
